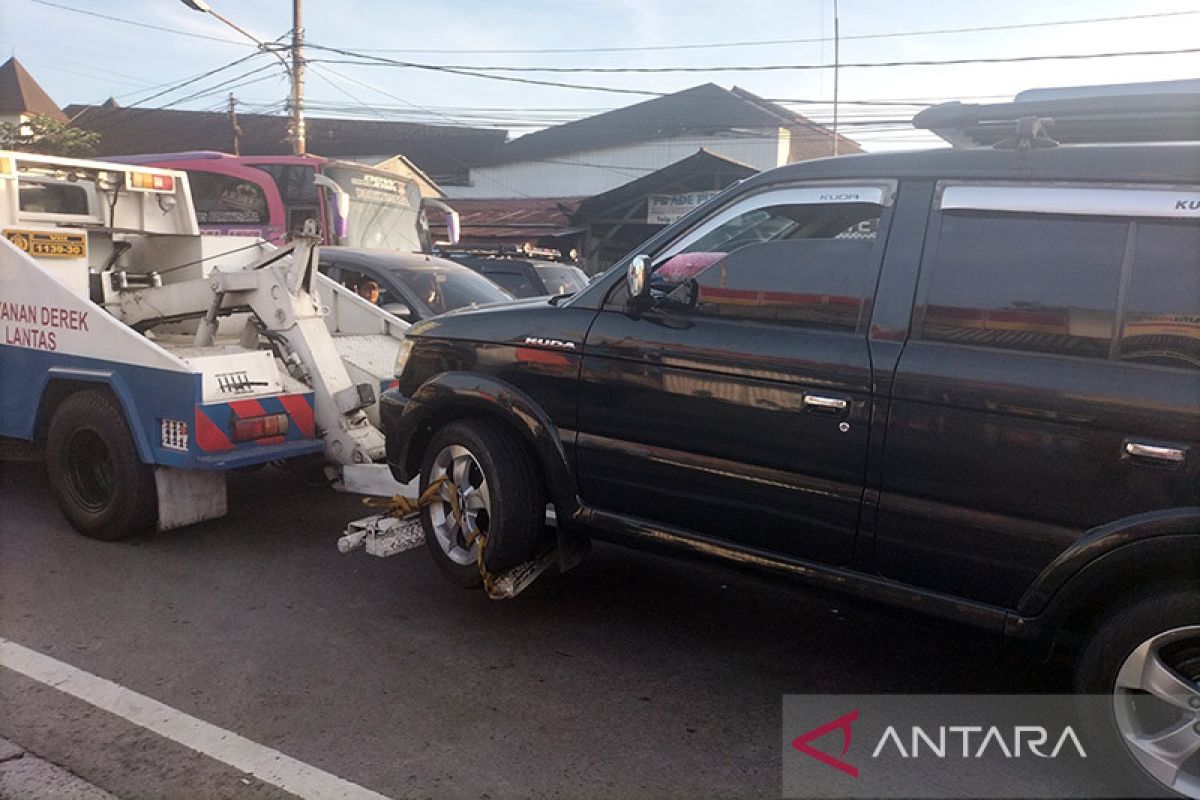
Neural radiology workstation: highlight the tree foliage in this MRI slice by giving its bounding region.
[0,114,100,157]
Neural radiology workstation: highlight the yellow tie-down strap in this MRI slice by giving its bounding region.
[365,476,555,599]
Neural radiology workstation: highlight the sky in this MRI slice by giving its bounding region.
[1,0,1198,151]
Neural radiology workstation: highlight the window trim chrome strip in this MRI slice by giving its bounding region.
[939,183,1200,219]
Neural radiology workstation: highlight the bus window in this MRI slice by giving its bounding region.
[288,206,320,236]
[251,164,320,235]
[251,164,317,205]
[189,172,269,225]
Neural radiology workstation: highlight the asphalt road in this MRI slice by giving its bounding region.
[0,461,1070,799]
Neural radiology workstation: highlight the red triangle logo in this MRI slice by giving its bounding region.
[791,709,859,778]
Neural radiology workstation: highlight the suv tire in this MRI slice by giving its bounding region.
[419,420,547,587]
[1074,590,1200,799]
[45,390,157,541]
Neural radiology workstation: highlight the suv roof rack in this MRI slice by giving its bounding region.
[437,243,568,262]
[913,80,1200,148]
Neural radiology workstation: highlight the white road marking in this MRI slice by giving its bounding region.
[0,638,393,800]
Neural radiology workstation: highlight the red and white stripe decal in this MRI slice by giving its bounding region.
[194,408,234,452]
[277,394,315,439]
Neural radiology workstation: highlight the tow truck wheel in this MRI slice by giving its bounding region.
[45,390,157,541]
[420,420,547,587]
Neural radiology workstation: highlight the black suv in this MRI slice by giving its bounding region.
[382,95,1200,796]
[444,252,590,299]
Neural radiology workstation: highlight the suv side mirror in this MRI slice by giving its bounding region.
[626,254,651,302]
[383,302,413,320]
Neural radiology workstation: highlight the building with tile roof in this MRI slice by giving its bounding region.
[0,57,68,126]
[451,83,859,199]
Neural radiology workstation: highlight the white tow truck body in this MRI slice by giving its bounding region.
[0,151,410,536]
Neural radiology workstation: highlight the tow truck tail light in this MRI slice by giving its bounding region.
[231,413,289,442]
[127,172,176,192]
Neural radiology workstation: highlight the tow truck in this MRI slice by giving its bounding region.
[0,151,411,539]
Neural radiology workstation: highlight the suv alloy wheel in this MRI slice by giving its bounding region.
[1076,592,1200,798]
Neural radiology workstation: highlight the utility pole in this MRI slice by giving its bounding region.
[290,0,306,155]
[228,93,242,156]
[832,0,840,156]
[179,1,304,154]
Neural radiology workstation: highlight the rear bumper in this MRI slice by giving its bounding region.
[189,392,322,469]
[380,388,418,482]
[192,438,325,469]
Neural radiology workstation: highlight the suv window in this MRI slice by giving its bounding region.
[919,212,1127,358]
[680,203,877,254]
[322,263,412,315]
[664,238,875,331]
[647,192,886,333]
[1118,220,1200,369]
[657,184,888,262]
[485,269,539,298]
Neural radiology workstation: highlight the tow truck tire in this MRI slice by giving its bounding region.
[45,390,157,541]
[420,420,547,588]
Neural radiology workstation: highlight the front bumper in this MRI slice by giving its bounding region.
[379,388,419,482]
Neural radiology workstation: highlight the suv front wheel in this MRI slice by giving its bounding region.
[419,419,547,587]
[1075,591,1200,798]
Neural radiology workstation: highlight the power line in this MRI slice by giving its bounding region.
[15,55,153,88]
[768,95,1013,106]
[29,0,250,46]
[288,101,914,131]
[19,62,147,88]
[116,53,267,109]
[67,52,270,130]
[249,94,1013,112]
[336,9,1200,54]
[158,65,286,110]
[238,94,1013,125]
[311,45,1200,74]
[305,63,536,197]
[308,64,477,128]
[304,46,665,96]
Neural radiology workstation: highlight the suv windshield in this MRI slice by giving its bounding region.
[391,265,513,316]
[534,263,588,295]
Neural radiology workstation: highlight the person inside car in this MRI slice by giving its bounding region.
[355,279,381,304]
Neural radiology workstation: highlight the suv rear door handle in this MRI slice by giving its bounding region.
[1124,440,1187,464]
[803,394,849,413]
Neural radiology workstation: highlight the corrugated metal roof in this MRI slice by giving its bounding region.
[443,196,585,239]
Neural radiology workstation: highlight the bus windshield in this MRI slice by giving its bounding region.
[323,165,423,252]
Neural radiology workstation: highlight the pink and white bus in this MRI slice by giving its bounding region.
[115,151,458,252]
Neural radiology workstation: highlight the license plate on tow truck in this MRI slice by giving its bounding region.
[3,229,87,259]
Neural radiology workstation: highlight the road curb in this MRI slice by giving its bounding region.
[0,737,118,800]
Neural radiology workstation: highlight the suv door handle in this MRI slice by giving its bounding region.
[803,394,849,413]
[1124,440,1187,464]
